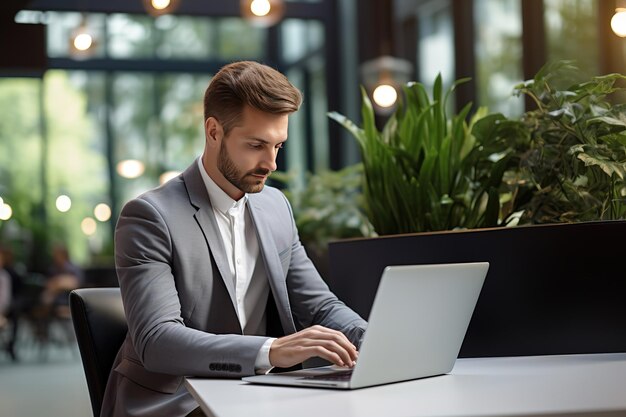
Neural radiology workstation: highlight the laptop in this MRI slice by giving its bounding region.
[243,262,489,389]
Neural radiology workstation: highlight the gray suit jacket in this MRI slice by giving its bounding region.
[101,160,367,417]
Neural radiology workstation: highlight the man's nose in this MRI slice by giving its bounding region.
[260,148,278,172]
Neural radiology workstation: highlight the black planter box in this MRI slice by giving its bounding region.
[327,220,626,358]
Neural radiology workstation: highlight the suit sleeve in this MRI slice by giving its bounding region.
[115,197,270,377]
[278,193,368,347]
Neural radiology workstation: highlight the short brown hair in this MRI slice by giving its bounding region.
[203,61,302,135]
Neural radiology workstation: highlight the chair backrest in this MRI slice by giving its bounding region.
[70,288,127,417]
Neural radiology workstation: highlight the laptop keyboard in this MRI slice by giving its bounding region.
[300,370,353,382]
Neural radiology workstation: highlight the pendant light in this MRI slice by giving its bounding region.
[143,0,181,17]
[611,8,626,37]
[359,0,413,114]
[69,14,97,58]
[240,0,285,27]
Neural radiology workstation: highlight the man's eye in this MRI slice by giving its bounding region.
[249,143,263,149]
[276,143,284,149]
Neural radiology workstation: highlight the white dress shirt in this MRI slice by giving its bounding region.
[197,158,275,371]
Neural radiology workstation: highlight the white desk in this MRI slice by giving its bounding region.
[185,353,626,417]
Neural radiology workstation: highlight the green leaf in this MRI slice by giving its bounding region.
[590,114,626,129]
[471,113,505,146]
[482,188,501,226]
[327,111,366,148]
[577,153,625,180]
[360,86,379,148]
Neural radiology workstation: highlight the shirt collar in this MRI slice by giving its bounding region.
[197,156,248,215]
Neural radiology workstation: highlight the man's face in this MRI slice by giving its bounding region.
[217,106,288,195]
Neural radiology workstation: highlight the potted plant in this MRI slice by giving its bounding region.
[511,61,626,224]
[328,75,524,236]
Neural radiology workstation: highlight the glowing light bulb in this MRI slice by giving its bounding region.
[73,32,93,51]
[0,203,12,221]
[94,203,112,222]
[81,217,97,236]
[116,159,145,179]
[56,195,72,212]
[372,84,398,108]
[250,0,271,17]
[611,9,626,37]
[151,0,171,10]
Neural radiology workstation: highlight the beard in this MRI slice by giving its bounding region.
[218,142,270,194]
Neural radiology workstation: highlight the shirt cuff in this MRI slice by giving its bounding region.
[254,338,276,375]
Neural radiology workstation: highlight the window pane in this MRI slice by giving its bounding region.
[108,14,154,59]
[0,78,43,229]
[310,57,329,172]
[45,71,109,263]
[544,0,599,76]
[159,74,210,171]
[282,19,308,63]
[285,69,307,183]
[111,73,157,202]
[156,16,213,60]
[217,19,266,59]
[308,20,325,52]
[111,72,209,202]
[474,0,524,116]
[285,55,328,175]
[281,19,325,63]
[0,72,111,264]
[47,12,106,58]
[418,5,455,94]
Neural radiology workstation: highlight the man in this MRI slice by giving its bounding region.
[101,61,367,417]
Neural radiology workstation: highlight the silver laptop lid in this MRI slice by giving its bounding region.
[349,262,488,388]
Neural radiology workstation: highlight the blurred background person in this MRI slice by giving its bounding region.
[41,244,84,314]
[0,246,25,361]
[31,244,84,345]
[0,249,12,331]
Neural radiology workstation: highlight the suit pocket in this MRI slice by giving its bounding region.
[114,358,183,394]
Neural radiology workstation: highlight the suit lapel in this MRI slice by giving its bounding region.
[247,195,297,335]
[182,160,239,317]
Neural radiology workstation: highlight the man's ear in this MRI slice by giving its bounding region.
[204,117,223,149]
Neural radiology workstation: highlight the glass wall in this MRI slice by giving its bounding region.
[0,72,108,265]
[47,12,107,58]
[1,10,328,268]
[0,78,44,264]
[417,2,455,95]
[46,12,267,61]
[544,0,599,77]
[281,18,328,186]
[474,0,524,117]
[111,71,209,204]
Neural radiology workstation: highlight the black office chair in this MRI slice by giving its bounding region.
[69,288,127,417]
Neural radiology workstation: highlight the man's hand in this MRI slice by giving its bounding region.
[269,325,358,368]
